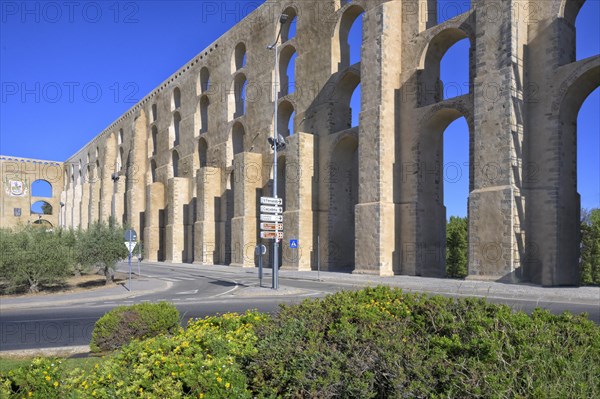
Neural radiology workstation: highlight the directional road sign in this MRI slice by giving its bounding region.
[260,196,283,206]
[260,214,283,222]
[260,222,283,231]
[260,205,283,214]
[261,231,284,239]
[124,229,137,242]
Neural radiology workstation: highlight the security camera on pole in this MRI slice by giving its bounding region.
[266,13,289,290]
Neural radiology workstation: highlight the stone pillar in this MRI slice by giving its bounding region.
[282,132,316,271]
[354,2,402,276]
[144,182,165,262]
[112,179,126,226]
[230,152,262,267]
[166,177,189,263]
[80,180,90,229]
[194,166,221,264]
[468,0,523,280]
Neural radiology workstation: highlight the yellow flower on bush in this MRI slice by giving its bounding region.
[225,382,231,389]
[45,375,51,381]
[216,377,222,383]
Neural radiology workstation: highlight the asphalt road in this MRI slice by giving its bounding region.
[1,263,598,351]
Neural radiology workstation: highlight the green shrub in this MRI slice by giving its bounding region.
[90,302,180,352]
[248,286,600,398]
[1,357,66,399]
[67,311,268,398]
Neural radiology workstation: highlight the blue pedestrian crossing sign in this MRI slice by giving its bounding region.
[290,239,298,249]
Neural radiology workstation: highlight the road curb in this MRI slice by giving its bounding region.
[0,280,172,312]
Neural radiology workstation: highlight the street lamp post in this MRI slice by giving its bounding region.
[268,13,288,290]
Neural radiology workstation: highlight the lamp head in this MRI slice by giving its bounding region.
[279,14,288,24]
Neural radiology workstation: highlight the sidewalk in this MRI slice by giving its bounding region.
[0,276,170,311]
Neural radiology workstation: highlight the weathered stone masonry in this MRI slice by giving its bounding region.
[10,0,595,286]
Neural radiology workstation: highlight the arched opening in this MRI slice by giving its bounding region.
[199,138,208,168]
[172,150,180,178]
[576,1,600,61]
[150,160,157,183]
[118,129,123,145]
[443,117,470,278]
[437,0,471,24]
[31,200,52,215]
[200,95,210,133]
[281,7,297,43]
[328,136,359,271]
[117,147,124,171]
[232,73,248,119]
[420,28,471,105]
[32,219,53,229]
[172,87,181,110]
[350,82,361,127]
[278,100,295,137]
[556,65,599,284]
[151,126,158,156]
[420,108,471,277]
[578,87,600,211]
[279,45,297,97]
[219,171,234,265]
[331,70,361,133]
[232,122,245,155]
[173,112,181,147]
[151,104,158,122]
[336,5,364,71]
[31,180,52,197]
[440,38,470,100]
[233,42,247,71]
[200,67,210,93]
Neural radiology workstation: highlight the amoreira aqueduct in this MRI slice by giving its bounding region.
[1,0,598,286]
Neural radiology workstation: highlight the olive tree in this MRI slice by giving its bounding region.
[76,222,129,284]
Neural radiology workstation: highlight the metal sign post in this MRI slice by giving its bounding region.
[124,229,137,291]
[260,196,284,290]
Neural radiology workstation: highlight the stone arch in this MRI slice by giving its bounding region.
[328,133,359,271]
[559,0,587,23]
[199,67,210,94]
[198,137,208,168]
[281,5,298,43]
[219,170,235,265]
[199,95,210,134]
[150,125,159,157]
[151,104,158,122]
[31,200,52,215]
[33,219,53,229]
[172,112,181,147]
[330,67,361,133]
[172,87,181,110]
[31,179,52,197]
[418,26,473,106]
[278,98,296,137]
[231,73,248,119]
[332,4,365,72]
[232,121,246,155]
[418,104,474,276]
[233,42,247,72]
[172,150,180,178]
[279,44,297,97]
[150,159,157,183]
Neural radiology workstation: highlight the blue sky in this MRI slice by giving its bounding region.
[1,0,598,217]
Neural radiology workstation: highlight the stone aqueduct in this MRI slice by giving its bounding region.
[53,0,598,286]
